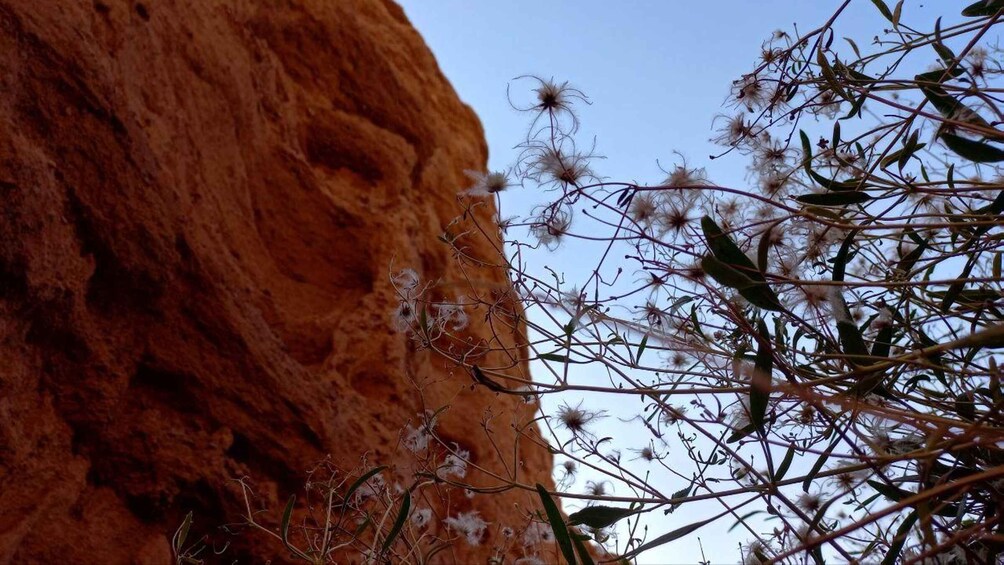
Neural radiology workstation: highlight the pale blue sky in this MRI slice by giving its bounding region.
[396,3,931,563]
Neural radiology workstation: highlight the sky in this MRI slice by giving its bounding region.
[395,3,937,563]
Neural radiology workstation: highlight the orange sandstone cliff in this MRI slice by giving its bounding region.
[0,1,552,562]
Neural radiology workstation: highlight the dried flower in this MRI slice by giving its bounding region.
[522,521,554,546]
[444,510,488,546]
[556,402,605,436]
[392,268,420,292]
[585,480,609,497]
[438,445,470,480]
[464,170,511,196]
[391,299,418,332]
[411,507,433,529]
[530,206,573,250]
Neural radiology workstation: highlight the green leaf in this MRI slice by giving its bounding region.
[750,319,772,434]
[757,225,774,275]
[773,444,797,483]
[817,49,851,102]
[380,491,411,555]
[808,169,865,192]
[571,532,596,565]
[892,0,904,26]
[666,484,691,514]
[800,130,814,176]
[871,322,895,360]
[536,484,578,565]
[867,480,910,502]
[832,229,859,282]
[881,511,919,565]
[881,139,926,171]
[796,191,873,206]
[838,320,872,366]
[344,466,388,506]
[701,216,763,281]
[896,236,928,275]
[871,0,895,22]
[729,511,763,533]
[727,422,757,444]
[740,287,785,313]
[173,511,193,554]
[940,133,1004,163]
[701,255,784,312]
[568,506,639,529]
[539,353,572,363]
[963,0,1004,17]
[280,495,296,550]
[702,254,757,290]
[620,516,716,560]
[942,256,978,312]
[844,37,862,59]
[635,334,649,366]
[803,439,837,491]
[932,18,956,64]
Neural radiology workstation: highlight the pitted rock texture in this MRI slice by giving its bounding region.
[0,1,552,563]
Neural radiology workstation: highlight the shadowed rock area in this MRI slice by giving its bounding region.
[0,1,551,562]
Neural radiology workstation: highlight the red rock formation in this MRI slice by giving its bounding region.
[0,1,552,562]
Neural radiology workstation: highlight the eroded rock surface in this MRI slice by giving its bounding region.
[0,1,550,562]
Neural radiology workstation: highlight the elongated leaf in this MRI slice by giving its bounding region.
[635,334,649,366]
[621,516,716,560]
[941,133,1004,162]
[568,506,639,529]
[817,49,850,102]
[173,511,194,554]
[963,0,1004,17]
[727,422,757,444]
[803,439,837,491]
[757,225,774,275]
[896,237,928,275]
[943,256,978,312]
[380,491,410,555]
[808,169,865,191]
[701,216,763,281]
[729,511,763,533]
[800,130,814,175]
[281,495,296,551]
[700,220,785,312]
[773,444,797,483]
[536,484,577,565]
[702,254,757,290]
[702,256,784,312]
[344,466,388,508]
[832,229,859,282]
[915,67,964,84]
[932,18,956,64]
[881,511,919,565]
[871,0,894,22]
[871,322,895,360]
[539,353,572,363]
[868,479,910,502]
[750,319,772,434]
[796,191,872,206]
[740,287,784,312]
[838,319,871,366]
[571,532,596,565]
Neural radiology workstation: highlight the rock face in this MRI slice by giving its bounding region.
[0,1,551,563]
